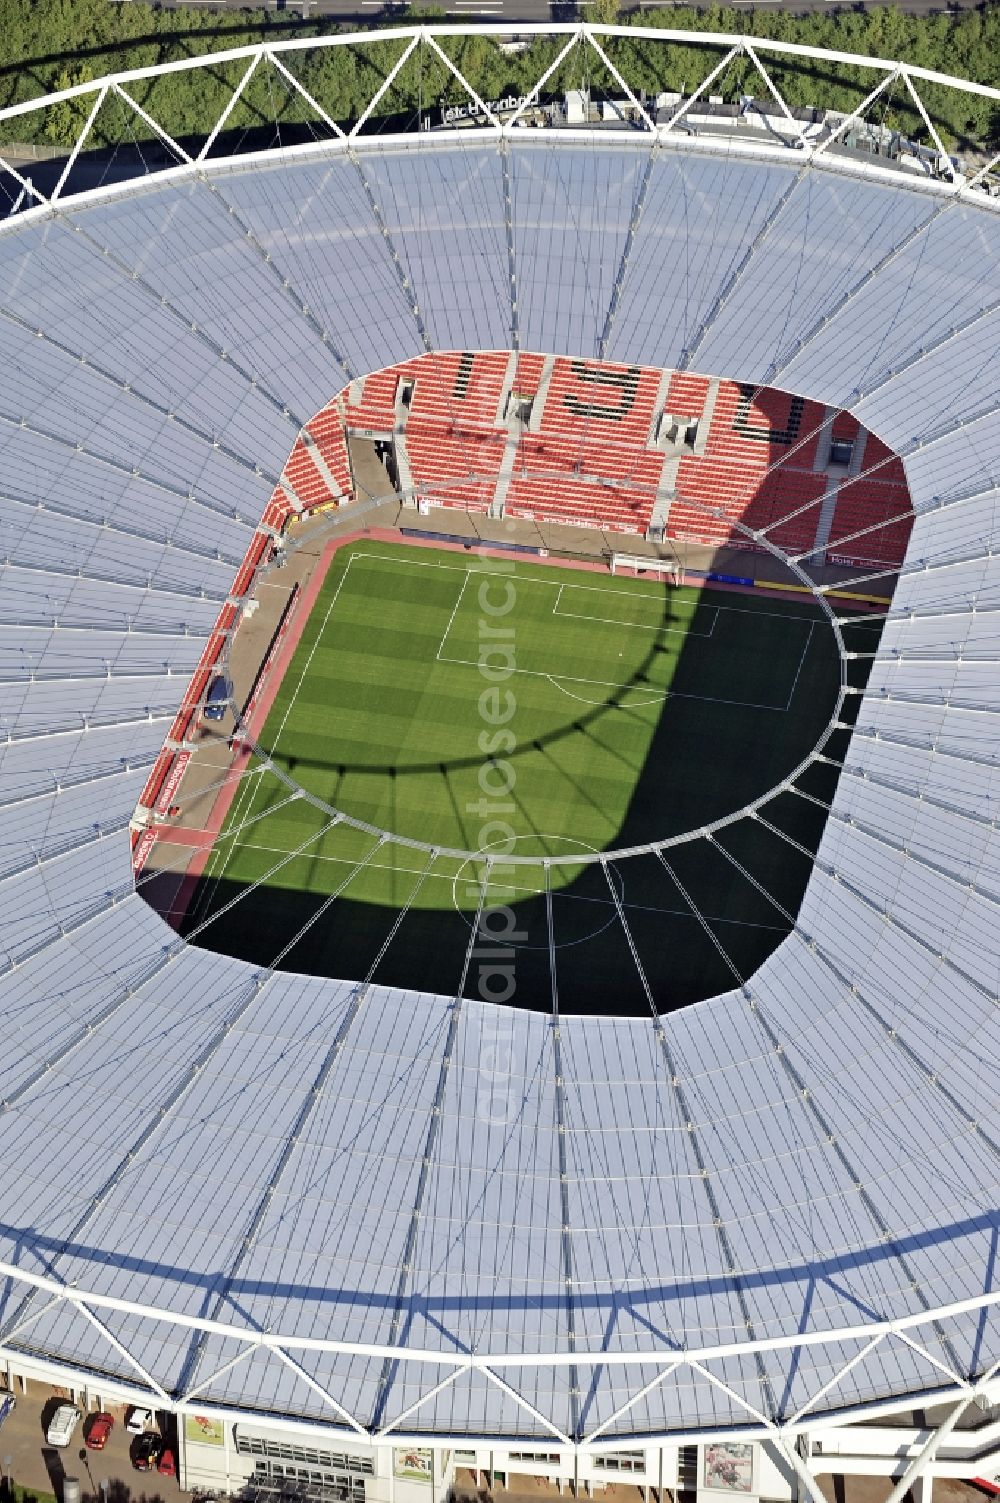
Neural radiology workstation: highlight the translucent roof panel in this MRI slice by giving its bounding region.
[0,120,997,1442]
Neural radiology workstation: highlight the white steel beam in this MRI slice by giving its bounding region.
[349,35,421,139]
[423,31,504,131]
[0,1250,996,1371]
[882,1363,1000,1503]
[266,50,346,140]
[51,85,109,202]
[583,29,656,134]
[113,82,193,165]
[197,52,262,164]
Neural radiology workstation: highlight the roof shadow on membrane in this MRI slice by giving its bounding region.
[176,540,874,1016]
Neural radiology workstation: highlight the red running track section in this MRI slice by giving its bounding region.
[133,351,913,855]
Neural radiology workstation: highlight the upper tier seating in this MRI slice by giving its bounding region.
[276,353,913,568]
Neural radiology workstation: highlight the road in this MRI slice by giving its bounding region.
[149,0,980,24]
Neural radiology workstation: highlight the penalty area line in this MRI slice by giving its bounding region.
[437,651,790,712]
[783,621,816,711]
[435,571,472,664]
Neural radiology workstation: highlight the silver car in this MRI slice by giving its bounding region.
[46,1403,81,1447]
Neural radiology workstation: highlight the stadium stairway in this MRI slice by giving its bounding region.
[273,353,914,568]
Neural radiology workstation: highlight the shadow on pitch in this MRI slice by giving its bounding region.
[172,587,864,1013]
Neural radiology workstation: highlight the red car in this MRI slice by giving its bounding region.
[157,1446,177,1478]
[85,1413,115,1451]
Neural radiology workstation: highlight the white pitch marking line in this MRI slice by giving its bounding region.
[435,572,472,663]
[346,548,815,710]
[552,601,715,637]
[231,836,787,931]
[351,547,822,625]
[204,554,361,894]
[268,550,358,758]
[436,650,786,713]
[783,620,816,711]
[547,578,682,603]
[544,675,669,709]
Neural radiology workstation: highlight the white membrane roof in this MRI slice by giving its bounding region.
[0,30,998,1445]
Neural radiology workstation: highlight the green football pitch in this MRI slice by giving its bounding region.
[183,539,862,1012]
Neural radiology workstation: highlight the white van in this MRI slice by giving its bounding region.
[46,1403,81,1447]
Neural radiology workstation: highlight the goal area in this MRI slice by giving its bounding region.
[609,552,682,586]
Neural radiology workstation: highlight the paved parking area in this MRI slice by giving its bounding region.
[0,1389,188,1503]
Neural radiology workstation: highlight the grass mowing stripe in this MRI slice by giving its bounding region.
[207,541,840,912]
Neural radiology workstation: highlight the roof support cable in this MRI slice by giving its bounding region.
[1,550,231,604]
[370,860,492,1431]
[0,302,284,491]
[0,752,157,817]
[794,760,1000,838]
[132,776,300,934]
[1,666,200,690]
[500,140,519,352]
[194,174,357,384]
[178,834,426,1403]
[545,864,580,1440]
[0,810,347,1351]
[0,783,306,1115]
[846,722,1000,774]
[763,195,946,388]
[820,533,1000,594]
[0,812,133,887]
[347,147,433,356]
[0,483,247,572]
[0,775,281,985]
[856,687,1000,718]
[3,708,175,748]
[684,831,971,1391]
[0,617,197,638]
[0,408,256,532]
[598,142,655,361]
[781,778,1000,919]
[833,598,1000,629]
[48,206,306,430]
[729,815,1000,1129]
[790,813,1000,1006]
[600,853,778,1427]
[677,165,809,373]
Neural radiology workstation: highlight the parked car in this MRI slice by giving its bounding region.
[125,1405,154,1434]
[85,1412,114,1450]
[0,1392,15,1429]
[157,1445,177,1478]
[203,673,233,722]
[132,1432,164,1472]
[46,1403,82,1447]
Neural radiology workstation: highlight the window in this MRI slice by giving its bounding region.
[508,1452,561,1465]
[236,1434,374,1477]
[593,1452,645,1473]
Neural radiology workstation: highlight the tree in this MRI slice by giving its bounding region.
[41,63,94,146]
[584,0,621,29]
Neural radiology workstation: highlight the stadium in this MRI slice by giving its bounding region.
[0,21,998,1503]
